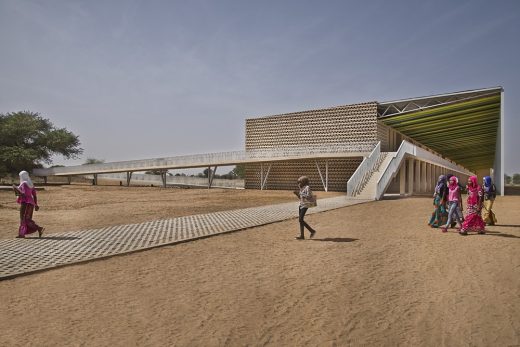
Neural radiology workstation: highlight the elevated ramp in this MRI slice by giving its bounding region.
[33,145,371,177]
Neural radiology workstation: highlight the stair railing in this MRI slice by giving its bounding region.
[375,141,415,200]
[346,142,381,197]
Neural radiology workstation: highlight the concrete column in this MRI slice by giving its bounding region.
[414,160,421,193]
[426,163,432,192]
[421,161,427,193]
[399,162,406,195]
[408,158,415,195]
[422,162,431,193]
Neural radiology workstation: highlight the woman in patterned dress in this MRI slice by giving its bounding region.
[428,175,448,228]
[460,176,486,235]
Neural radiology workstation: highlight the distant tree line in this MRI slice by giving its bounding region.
[144,164,245,179]
[505,173,520,185]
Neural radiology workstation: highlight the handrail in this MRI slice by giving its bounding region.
[346,142,381,197]
[375,141,414,200]
[33,143,373,177]
[375,140,474,200]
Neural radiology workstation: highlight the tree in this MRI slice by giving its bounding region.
[0,111,82,176]
[504,174,511,185]
[145,170,167,175]
[231,164,245,179]
[83,158,105,165]
[513,173,520,185]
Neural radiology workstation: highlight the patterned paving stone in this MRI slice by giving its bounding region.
[0,196,369,280]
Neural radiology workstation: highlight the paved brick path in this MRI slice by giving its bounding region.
[0,196,369,280]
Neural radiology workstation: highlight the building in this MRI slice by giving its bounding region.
[34,86,504,199]
[244,87,504,197]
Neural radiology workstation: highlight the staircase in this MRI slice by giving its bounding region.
[351,152,394,200]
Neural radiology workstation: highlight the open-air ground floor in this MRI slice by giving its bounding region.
[0,186,518,346]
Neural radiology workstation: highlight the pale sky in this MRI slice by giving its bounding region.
[1,0,519,173]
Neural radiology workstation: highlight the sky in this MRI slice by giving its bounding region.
[1,0,519,174]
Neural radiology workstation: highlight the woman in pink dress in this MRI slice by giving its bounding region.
[460,175,486,235]
[13,171,44,238]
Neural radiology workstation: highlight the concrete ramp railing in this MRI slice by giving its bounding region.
[33,144,373,177]
[346,142,381,197]
[375,140,473,200]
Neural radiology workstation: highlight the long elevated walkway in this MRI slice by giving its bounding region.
[0,196,370,280]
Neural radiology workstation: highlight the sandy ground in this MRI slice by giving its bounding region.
[0,185,343,239]
[0,186,519,346]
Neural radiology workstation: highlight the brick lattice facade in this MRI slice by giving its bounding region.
[244,102,378,191]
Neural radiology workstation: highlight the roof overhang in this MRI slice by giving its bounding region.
[378,87,502,171]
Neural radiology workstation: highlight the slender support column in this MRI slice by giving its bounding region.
[315,161,327,192]
[326,160,329,192]
[161,171,167,188]
[207,166,218,189]
[260,164,263,190]
[93,174,98,186]
[408,158,414,195]
[496,89,504,195]
[126,172,133,187]
[260,163,272,190]
[67,176,72,185]
[399,162,406,196]
[43,176,48,184]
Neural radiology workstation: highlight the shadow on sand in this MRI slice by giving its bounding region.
[311,237,358,243]
[481,231,520,239]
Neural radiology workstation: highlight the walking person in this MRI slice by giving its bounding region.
[428,175,448,228]
[446,173,465,227]
[293,176,316,240]
[12,171,44,238]
[460,175,486,235]
[441,175,463,233]
[482,176,497,226]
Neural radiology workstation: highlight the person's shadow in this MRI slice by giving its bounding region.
[479,231,520,239]
[311,237,358,243]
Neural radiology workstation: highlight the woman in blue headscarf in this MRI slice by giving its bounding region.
[428,175,448,228]
[482,176,497,225]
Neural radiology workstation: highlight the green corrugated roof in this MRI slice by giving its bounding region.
[380,94,501,170]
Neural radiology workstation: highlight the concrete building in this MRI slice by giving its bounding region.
[34,87,504,199]
[244,87,503,197]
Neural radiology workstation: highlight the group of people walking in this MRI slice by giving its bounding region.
[429,174,497,235]
[11,170,498,240]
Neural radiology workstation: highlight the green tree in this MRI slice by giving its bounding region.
[513,173,520,185]
[504,174,511,185]
[231,164,245,179]
[145,170,167,175]
[83,158,105,165]
[0,111,82,176]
